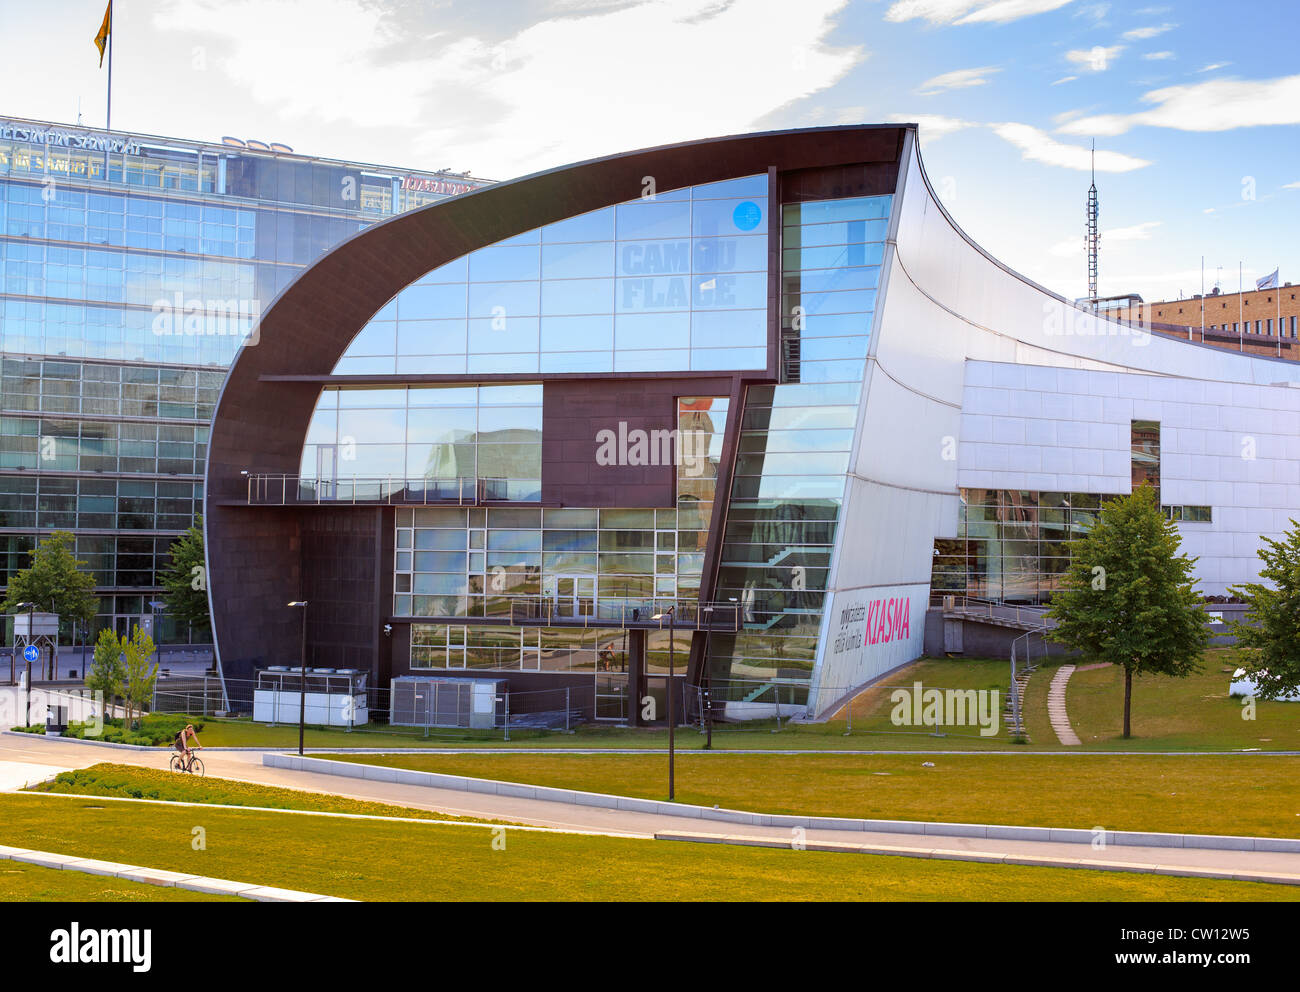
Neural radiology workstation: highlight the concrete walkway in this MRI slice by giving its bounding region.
[5,732,1300,886]
[1048,665,1081,745]
[0,843,351,901]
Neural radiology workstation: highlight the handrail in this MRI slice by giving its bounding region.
[241,473,541,506]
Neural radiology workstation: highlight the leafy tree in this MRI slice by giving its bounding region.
[121,624,158,730]
[84,626,126,719]
[1229,519,1300,699]
[159,517,210,637]
[2,530,98,634]
[1046,485,1209,738]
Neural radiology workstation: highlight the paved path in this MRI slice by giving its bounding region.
[5,733,1300,885]
[1048,665,1081,746]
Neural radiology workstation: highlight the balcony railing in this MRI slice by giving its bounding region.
[507,596,742,632]
[244,474,540,505]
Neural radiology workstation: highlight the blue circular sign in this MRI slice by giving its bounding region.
[733,201,762,231]
[23,645,38,663]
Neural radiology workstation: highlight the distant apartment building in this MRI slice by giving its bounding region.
[1113,285,1300,361]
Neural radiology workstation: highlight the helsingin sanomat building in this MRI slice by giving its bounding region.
[206,125,1300,723]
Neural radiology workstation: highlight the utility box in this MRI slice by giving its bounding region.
[45,705,67,736]
[390,677,503,730]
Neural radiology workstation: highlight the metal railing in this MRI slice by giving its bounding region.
[507,596,742,632]
[936,593,1051,629]
[244,474,541,506]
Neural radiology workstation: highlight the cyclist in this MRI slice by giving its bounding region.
[174,723,202,771]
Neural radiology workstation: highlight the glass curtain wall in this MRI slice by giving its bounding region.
[331,177,770,376]
[706,194,891,703]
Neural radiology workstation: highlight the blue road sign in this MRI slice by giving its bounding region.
[23,645,38,663]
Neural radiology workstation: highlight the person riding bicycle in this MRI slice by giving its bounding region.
[174,723,202,770]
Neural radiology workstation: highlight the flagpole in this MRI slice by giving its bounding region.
[1239,262,1244,352]
[106,1,113,133]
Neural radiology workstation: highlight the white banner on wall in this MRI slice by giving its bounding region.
[810,582,929,720]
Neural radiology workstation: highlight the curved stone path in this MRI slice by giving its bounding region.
[1047,665,1081,746]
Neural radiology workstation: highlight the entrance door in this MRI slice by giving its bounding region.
[594,672,627,721]
[551,575,595,619]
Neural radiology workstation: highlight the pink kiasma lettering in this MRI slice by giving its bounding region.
[861,596,912,647]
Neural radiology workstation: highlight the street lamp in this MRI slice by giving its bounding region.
[148,600,166,679]
[288,601,308,755]
[651,605,676,800]
[15,601,35,725]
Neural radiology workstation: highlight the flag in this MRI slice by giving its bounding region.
[94,1,112,68]
[1256,268,1279,291]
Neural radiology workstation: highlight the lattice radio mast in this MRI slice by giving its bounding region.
[1086,140,1100,308]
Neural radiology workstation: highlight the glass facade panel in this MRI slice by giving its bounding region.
[707,194,892,704]
[332,177,770,375]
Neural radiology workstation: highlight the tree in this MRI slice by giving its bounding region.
[2,530,99,634]
[1046,485,1209,738]
[1229,518,1300,699]
[159,517,210,637]
[84,626,126,720]
[121,624,158,730]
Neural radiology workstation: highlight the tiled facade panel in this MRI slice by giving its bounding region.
[957,359,1300,594]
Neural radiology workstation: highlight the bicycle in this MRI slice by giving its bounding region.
[169,750,204,777]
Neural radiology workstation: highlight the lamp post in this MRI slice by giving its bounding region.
[148,600,165,670]
[652,606,676,800]
[15,601,35,725]
[288,601,308,755]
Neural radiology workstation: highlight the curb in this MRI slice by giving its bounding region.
[654,832,1300,886]
[0,843,352,902]
[263,752,1300,855]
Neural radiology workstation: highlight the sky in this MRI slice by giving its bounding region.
[1,0,1296,303]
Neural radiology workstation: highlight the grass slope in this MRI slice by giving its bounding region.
[320,751,1300,838]
[0,794,1291,902]
[0,861,240,902]
[26,763,479,822]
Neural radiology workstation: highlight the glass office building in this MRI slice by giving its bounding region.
[0,116,488,643]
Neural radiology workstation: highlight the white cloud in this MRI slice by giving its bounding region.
[1058,73,1300,136]
[991,122,1151,171]
[1142,50,1175,61]
[1196,62,1231,73]
[1122,22,1175,40]
[154,0,863,179]
[885,0,1075,25]
[1052,75,1079,85]
[916,65,1001,95]
[1284,181,1300,190]
[886,113,977,139]
[1065,44,1124,72]
[1050,220,1161,257]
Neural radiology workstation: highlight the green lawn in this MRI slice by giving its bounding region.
[0,794,1291,902]
[320,750,1300,838]
[153,649,1297,754]
[0,860,240,902]
[25,763,490,822]
[1060,651,1300,750]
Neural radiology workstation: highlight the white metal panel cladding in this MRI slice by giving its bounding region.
[806,128,1300,718]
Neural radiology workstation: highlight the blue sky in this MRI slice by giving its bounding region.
[1,0,1296,302]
